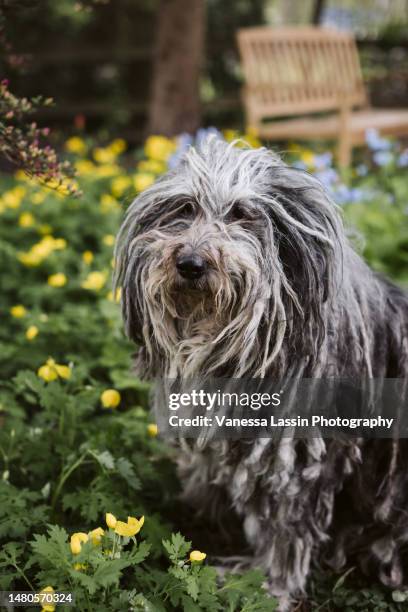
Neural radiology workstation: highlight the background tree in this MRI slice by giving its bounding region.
[147,0,206,136]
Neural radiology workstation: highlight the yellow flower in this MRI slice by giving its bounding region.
[32,192,46,205]
[147,423,158,437]
[189,550,206,562]
[114,515,144,537]
[300,150,315,166]
[93,147,117,164]
[82,250,94,264]
[107,287,121,303]
[223,129,238,142]
[37,364,58,382]
[111,175,132,197]
[108,138,127,155]
[134,173,155,192]
[18,212,35,227]
[38,358,71,382]
[18,251,42,267]
[95,164,121,178]
[101,389,121,409]
[47,273,67,288]
[46,178,78,197]
[40,586,55,612]
[10,305,27,318]
[100,193,120,212]
[81,271,107,291]
[70,532,89,555]
[137,159,166,174]
[65,136,87,155]
[54,362,71,379]
[26,325,39,340]
[18,235,65,267]
[75,159,95,175]
[89,527,105,545]
[103,234,115,247]
[73,562,87,571]
[144,135,176,162]
[106,513,117,529]
[3,186,26,209]
[53,238,67,250]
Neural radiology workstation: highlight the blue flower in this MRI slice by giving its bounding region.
[365,128,391,152]
[397,149,408,167]
[356,164,368,176]
[334,184,366,205]
[373,150,394,167]
[195,127,222,148]
[314,168,339,190]
[313,152,333,170]
[167,133,193,169]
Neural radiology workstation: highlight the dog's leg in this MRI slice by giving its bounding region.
[232,438,361,610]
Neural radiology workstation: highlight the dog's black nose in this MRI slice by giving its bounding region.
[176,254,206,279]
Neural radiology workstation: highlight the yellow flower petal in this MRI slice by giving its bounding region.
[147,423,158,437]
[89,526,105,545]
[111,176,132,197]
[39,586,55,612]
[101,389,121,409]
[189,550,206,562]
[127,515,144,534]
[82,250,94,264]
[81,271,106,291]
[47,273,67,288]
[18,212,35,227]
[134,173,155,193]
[70,532,88,555]
[37,364,58,382]
[103,234,115,246]
[144,135,176,162]
[65,136,87,154]
[114,520,134,537]
[10,305,27,318]
[106,513,117,529]
[55,364,71,379]
[26,325,39,340]
[73,562,87,571]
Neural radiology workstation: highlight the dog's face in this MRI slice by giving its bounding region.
[115,138,343,377]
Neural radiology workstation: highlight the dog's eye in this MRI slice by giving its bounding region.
[177,201,195,218]
[228,202,255,222]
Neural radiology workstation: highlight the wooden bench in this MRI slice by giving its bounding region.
[236,26,408,166]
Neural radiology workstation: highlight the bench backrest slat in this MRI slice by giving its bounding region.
[237,26,367,120]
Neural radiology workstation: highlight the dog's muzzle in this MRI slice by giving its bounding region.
[176,253,207,280]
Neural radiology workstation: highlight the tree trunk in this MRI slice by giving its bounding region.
[311,0,326,24]
[147,0,206,137]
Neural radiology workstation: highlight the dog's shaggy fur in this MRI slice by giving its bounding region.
[115,137,408,608]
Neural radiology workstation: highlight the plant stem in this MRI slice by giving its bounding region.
[50,451,88,512]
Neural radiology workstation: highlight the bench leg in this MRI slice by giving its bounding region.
[338,130,353,168]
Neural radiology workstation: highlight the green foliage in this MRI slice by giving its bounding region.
[0,134,406,609]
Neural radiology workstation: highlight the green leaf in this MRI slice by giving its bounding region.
[162,532,191,563]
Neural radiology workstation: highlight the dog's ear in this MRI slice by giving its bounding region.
[114,204,146,345]
[266,166,343,305]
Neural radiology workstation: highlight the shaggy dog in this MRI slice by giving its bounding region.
[115,137,408,609]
